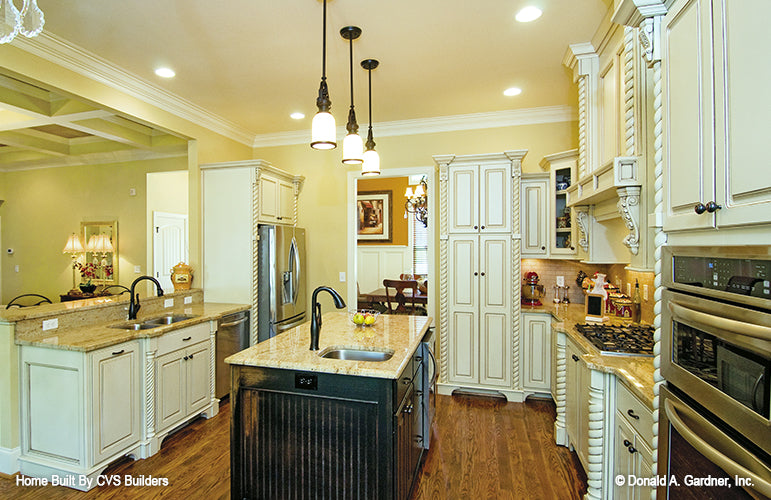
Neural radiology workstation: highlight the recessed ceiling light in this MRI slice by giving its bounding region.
[516,6,542,23]
[504,87,522,97]
[290,112,305,120]
[155,67,176,78]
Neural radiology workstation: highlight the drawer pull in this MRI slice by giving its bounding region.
[571,354,579,362]
[182,336,192,341]
[627,409,640,420]
[112,349,125,356]
[402,378,411,385]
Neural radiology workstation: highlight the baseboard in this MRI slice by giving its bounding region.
[0,446,20,475]
[437,383,527,403]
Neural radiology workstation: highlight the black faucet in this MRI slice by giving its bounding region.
[128,275,164,320]
[309,286,346,350]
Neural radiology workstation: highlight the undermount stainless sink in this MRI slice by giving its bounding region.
[109,322,159,330]
[142,314,197,325]
[319,347,394,362]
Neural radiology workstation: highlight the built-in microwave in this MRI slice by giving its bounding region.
[660,246,771,498]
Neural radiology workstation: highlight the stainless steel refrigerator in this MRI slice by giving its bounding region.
[257,225,307,342]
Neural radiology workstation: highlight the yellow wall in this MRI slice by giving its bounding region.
[357,176,410,246]
[0,157,187,302]
[254,120,578,311]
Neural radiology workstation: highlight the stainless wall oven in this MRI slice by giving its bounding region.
[660,246,771,498]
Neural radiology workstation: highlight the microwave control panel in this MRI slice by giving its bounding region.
[673,255,771,299]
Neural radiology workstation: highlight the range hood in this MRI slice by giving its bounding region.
[566,156,642,255]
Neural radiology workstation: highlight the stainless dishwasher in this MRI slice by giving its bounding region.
[215,310,250,399]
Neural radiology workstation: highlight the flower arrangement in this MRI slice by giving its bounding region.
[76,262,98,285]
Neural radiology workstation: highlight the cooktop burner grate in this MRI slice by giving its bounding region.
[574,323,655,357]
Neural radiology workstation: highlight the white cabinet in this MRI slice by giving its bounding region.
[448,161,511,234]
[663,0,771,235]
[564,336,589,466]
[258,174,296,225]
[521,313,551,393]
[19,340,142,490]
[520,174,549,257]
[448,234,511,388]
[154,322,212,434]
[613,380,654,500]
[540,150,578,257]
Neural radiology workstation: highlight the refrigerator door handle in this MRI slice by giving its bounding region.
[290,236,301,305]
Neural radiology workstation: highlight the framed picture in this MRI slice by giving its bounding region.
[357,191,392,242]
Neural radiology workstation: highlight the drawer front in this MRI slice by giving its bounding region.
[157,322,211,356]
[616,379,653,444]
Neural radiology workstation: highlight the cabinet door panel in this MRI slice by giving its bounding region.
[480,312,510,387]
[448,236,477,309]
[187,343,211,413]
[278,179,295,223]
[449,311,477,384]
[521,180,548,255]
[156,352,185,430]
[663,0,716,231]
[259,175,280,221]
[522,314,550,391]
[27,363,81,461]
[480,164,511,232]
[613,416,636,500]
[714,0,771,227]
[480,236,510,309]
[92,345,139,463]
[448,166,478,232]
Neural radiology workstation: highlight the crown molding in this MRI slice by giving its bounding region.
[252,105,577,148]
[12,32,256,146]
[0,146,187,172]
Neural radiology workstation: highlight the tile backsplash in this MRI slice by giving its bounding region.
[520,259,655,324]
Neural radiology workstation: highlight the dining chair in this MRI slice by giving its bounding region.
[5,293,52,309]
[382,279,420,314]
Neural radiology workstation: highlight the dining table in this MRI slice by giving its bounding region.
[358,286,428,312]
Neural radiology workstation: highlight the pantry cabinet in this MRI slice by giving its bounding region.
[663,0,771,235]
[447,161,511,234]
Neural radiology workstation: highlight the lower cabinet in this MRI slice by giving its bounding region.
[521,312,552,393]
[19,340,142,489]
[564,336,590,466]
[613,380,653,500]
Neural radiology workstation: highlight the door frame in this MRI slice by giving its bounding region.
[346,167,436,317]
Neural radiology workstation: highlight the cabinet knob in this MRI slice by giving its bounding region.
[473,225,479,230]
[571,354,579,362]
[184,355,189,361]
[570,246,575,251]
[474,272,479,276]
[623,439,632,447]
[706,201,722,213]
[541,246,546,251]
[480,272,485,276]
[694,202,707,214]
[481,225,485,229]
[627,409,640,420]
[628,445,637,454]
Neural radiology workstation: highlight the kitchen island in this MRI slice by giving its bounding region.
[226,312,433,500]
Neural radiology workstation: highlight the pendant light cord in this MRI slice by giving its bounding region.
[321,0,327,81]
[348,36,354,110]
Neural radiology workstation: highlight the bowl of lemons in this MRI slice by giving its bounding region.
[350,309,380,327]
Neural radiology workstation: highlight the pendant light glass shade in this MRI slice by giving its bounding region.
[342,131,364,164]
[310,0,336,150]
[311,110,336,149]
[362,148,380,176]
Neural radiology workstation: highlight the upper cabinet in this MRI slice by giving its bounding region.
[540,150,579,258]
[520,174,549,257]
[258,173,297,225]
[447,159,513,234]
[662,0,771,237]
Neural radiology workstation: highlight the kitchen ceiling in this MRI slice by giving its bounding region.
[1,0,609,168]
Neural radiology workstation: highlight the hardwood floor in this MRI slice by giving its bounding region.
[0,395,586,499]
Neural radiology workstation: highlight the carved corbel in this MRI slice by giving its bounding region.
[574,206,590,252]
[639,16,662,67]
[617,186,641,255]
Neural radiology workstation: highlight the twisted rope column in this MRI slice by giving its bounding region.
[435,159,451,384]
[623,26,636,156]
[510,157,522,390]
[250,168,261,346]
[578,76,588,179]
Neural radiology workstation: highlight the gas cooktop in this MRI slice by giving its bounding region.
[574,323,655,357]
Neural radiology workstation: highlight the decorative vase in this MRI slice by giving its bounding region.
[79,283,97,294]
[170,262,193,291]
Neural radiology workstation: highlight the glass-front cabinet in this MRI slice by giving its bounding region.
[540,150,578,258]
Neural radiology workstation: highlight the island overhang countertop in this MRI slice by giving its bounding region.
[225,312,433,379]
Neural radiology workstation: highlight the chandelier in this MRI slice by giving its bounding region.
[0,0,44,44]
[404,177,428,227]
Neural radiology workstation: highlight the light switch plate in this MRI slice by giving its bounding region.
[134,265,141,274]
[42,318,58,331]
[164,298,174,308]
[339,272,346,282]
[643,284,649,301]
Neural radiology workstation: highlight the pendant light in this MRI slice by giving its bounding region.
[310,0,336,150]
[340,26,363,164]
[360,59,380,176]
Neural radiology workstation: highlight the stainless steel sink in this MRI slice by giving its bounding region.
[142,314,197,325]
[109,322,159,330]
[319,348,394,362]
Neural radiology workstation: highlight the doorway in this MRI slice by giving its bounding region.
[346,167,435,316]
[152,212,188,291]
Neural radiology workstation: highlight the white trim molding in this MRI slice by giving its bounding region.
[0,446,20,475]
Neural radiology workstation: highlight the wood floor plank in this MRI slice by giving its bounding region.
[0,395,587,499]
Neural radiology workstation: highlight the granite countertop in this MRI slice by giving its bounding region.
[14,302,250,352]
[522,301,655,409]
[226,312,433,380]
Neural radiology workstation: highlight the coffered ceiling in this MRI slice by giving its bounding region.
[0,0,610,169]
